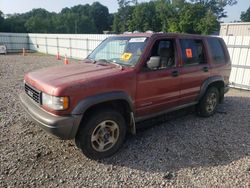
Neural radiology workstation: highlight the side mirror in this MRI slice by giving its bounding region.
[146,56,160,69]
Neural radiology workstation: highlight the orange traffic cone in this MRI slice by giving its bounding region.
[64,55,69,65]
[56,52,61,60]
[22,48,26,56]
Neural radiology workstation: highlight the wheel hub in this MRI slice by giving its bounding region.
[91,120,119,152]
[206,92,217,113]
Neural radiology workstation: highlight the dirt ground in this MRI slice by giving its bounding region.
[0,54,250,187]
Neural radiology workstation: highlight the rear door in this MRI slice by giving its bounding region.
[178,37,210,104]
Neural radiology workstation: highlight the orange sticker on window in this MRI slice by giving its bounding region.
[186,48,193,58]
[121,53,132,61]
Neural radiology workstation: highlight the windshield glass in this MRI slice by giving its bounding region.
[88,36,148,66]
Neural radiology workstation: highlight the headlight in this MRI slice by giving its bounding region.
[42,93,69,110]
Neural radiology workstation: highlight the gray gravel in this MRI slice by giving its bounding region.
[0,53,250,187]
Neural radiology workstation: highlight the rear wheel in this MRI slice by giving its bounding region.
[197,87,219,117]
[75,109,126,160]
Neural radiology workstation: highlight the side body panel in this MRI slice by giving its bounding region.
[135,37,181,117]
[177,37,211,105]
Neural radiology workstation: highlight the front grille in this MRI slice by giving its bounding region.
[25,84,41,104]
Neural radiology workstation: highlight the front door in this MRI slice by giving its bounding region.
[135,38,181,118]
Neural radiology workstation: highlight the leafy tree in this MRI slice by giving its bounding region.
[25,17,50,33]
[24,9,52,33]
[112,6,135,33]
[70,4,91,17]
[241,6,250,22]
[128,2,161,32]
[0,0,237,35]
[112,0,139,33]
[117,0,138,8]
[178,3,218,34]
[155,0,180,32]
[57,10,97,34]
[172,0,185,7]
[3,14,27,33]
[0,11,4,31]
[190,0,237,19]
[90,2,110,33]
[196,9,218,34]
[113,0,224,34]
[58,3,110,34]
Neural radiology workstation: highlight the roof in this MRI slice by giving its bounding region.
[115,32,217,39]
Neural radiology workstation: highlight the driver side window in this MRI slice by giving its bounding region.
[147,39,176,70]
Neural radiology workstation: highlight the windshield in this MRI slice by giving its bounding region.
[87,36,148,66]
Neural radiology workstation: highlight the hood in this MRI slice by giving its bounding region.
[25,61,122,95]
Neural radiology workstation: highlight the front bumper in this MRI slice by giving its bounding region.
[19,92,82,140]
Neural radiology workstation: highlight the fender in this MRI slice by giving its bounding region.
[72,91,134,115]
[197,76,225,101]
[71,91,136,134]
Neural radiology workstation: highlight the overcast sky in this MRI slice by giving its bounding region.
[0,0,249,22]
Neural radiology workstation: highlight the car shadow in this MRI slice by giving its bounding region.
[101,96,250,174]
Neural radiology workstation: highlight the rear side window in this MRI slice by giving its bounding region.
[180,39,206,66]
[207,38,226,64]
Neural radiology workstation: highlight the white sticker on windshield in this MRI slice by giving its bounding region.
[129,37,146,43]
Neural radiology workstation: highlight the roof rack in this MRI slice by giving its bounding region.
[123,31,132,34]
[145,30,154,33]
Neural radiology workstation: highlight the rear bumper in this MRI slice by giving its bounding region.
[19,92,82,140]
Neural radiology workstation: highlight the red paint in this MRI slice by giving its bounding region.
[24,33,231,118]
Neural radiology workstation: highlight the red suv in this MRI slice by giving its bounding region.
[20,33,231,159]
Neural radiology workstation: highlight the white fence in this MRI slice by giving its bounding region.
[0,33,29,52]
[0,32,249,90]
[0,32,114,59]
[222,36,250,90]
[29,33,114,59]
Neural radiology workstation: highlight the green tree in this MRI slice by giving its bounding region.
[3,14,27,32]
[0,0,237,34]
[172,0,185,7]
[0,11,4,31]
[155,0,180,32]
[23,9,53,33]
[190,0,237,19]
[112,0,139,33]
[196,9,218,34]
[90,2,110,33]
[112,6,135,33]
[117,0,138,8]
[128,2,161,32]
[241,6,250,22]
[178,3,219,34]
[59,5,96,33]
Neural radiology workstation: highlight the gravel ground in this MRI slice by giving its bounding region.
[0,53,250,187]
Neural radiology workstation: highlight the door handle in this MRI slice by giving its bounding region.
[171,70,179,77]
[202,66,209,72]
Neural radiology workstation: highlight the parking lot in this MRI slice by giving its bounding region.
[0,54,249,187]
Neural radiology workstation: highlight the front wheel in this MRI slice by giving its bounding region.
[75,109,127,160]
[196,87,219,117]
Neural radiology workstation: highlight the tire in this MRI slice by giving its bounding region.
[75,109,127,160]
[196,87,219,117]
